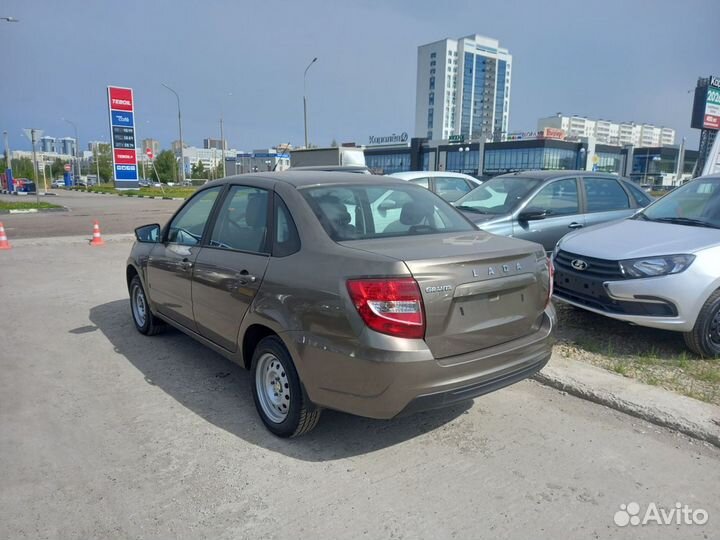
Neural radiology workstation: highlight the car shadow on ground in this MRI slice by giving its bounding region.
[88,299,470,462]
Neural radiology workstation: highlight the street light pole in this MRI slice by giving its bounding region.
[220,117,226,177]
[162,83,185,184]
[63,118,80,186]
[303,57,318,148]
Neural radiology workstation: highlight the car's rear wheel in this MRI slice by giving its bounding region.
[129,275,165,336]
[251,336,321,437]
[683,289,720,358]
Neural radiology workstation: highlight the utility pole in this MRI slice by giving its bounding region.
[220,117,226,177]
[162,83,185,184]
[3,130,10,170]
[303,57,318,148]
[94,143,101,183]
[29,129,40,204]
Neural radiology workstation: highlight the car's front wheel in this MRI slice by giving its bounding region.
[251,336,321,437]
[684,289,720,358]
[129,275,165,336]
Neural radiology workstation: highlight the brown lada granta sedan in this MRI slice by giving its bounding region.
[127,172,556,437]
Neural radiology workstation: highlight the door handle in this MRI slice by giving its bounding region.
[568,222,584,229]
[180,258,194,270]
[238,269,257,284]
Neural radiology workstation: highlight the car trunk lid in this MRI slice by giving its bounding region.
[341,232,550,359]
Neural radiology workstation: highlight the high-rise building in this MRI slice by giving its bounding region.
[537,113,676,146]
[39,136,56,153]
[415,34,512,141]
[203,138,227,150]
[57,137,77,156]
[142,138,161,159]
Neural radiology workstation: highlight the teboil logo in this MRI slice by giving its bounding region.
[613,502,709,527]
[112,98,131,106]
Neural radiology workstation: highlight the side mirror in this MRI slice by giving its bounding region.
[518,208,548,221]
[135,223,161,243]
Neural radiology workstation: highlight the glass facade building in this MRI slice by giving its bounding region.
[365,152,412,175]
[483,142,580,175]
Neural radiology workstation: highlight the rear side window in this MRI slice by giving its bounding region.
[409,177,429,189]
[527,178,579,215]
[583,177,630,212]
[624,181,652,207]
[209,186,270,253]
[434,177,472,202]
[301,184,475,241]
[273,195,300,257]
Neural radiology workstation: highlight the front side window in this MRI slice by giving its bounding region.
[526,178,579,216]
[624,181,652,207]
[583,177,630,212]
[454,176,543,215]
[167,187,222,245]
[301,184,475,241]
[209,186,270,253]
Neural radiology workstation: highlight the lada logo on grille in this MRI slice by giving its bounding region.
[571,259,588,271]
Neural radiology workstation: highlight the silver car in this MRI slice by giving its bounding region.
[454,171,652,251]
[126,172,555,437]
[552,174,720,357]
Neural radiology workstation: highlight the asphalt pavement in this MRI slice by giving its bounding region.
[1,237,719,539]
[0,189,182,239]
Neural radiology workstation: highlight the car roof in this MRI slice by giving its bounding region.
[493,170,628,180]
[390,171,480,181]
[202,170,408,189]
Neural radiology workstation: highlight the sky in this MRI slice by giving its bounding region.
[2,0,719,153]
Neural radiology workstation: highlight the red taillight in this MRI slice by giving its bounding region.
[546,257,555,306]
[346,278,425,339]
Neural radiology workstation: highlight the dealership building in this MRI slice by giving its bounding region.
[362,129,696,187]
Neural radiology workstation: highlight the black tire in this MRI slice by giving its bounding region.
[683,289,720,358]
[129,275,165,336]
[251,336,321,437]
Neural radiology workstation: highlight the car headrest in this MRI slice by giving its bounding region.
[400,200,433,226]
[319,200,352,226]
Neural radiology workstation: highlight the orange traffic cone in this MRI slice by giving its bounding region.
[90,220,105,246]
[0,222,10,250]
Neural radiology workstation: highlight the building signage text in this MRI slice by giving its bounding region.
[368,132,408,145]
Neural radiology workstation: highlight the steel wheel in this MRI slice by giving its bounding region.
[131,282,147,327]
[255,352,291,423]
[709,306,720,348]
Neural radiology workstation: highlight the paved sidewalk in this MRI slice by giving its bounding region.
[535,354,720,448]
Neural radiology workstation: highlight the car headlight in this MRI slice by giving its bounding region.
[618,254,695,278]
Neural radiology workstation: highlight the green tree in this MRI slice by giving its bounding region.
[50,158,70,179]
[191,160,206,179]
[10,158,35,179]
[152,150,178,183]
[330,138,338,147]
[97,143,113,182]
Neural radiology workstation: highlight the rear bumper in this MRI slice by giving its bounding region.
[285,306,555,419]
[398,353,549,417]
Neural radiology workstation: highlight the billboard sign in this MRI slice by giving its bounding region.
[107,86,139,188]
[691,76,720,131]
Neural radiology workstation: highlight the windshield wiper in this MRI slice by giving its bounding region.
[454,205,488,214]
[653,217,720,229]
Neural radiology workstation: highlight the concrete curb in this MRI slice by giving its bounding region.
[0,207,68,215]
[68,189,185,201]
[10,233,135,247]
[533,353,720,448]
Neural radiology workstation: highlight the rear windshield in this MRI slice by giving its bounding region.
[454,176,543,215]
[300,184,476,241]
